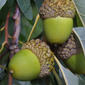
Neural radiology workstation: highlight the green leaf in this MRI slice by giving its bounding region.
[20,3,43,42]
[0,0,7,10]
[20,14,43,42]
[17,0,33,20]
[34,0,43,8]
[0,75,8,85]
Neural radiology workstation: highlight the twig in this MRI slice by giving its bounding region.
[0,41,7,53]
[0,26,5,31]
[27,14,40,41]
[5,12,10,43]
[8,35,24,45]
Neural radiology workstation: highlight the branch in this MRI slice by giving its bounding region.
[12,7,21,44]
[5,12,10,43]
[9,6,20,58]
[8,74,13,85]
[8,6,21,85]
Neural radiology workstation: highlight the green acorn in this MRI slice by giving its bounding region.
[39,0,75,44]
[57,33,85,74]
[8,39,54,81]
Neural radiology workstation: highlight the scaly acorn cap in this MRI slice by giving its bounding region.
[39,0,75,19]
[22,39,54,77]
[57,33,80,60]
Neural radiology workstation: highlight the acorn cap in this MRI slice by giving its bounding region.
[22,39,54,77]
[57,33,81,60]
[39,0,75,19]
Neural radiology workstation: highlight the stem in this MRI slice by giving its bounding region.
[0,41,7,53]
[27,14,40,41]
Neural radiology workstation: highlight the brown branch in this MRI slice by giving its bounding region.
[8,74,13,85]
[12,6,20,44]
[8,6,21,85]
[9,6,20,58]
[5,12,10,44]
[0,12,10,56]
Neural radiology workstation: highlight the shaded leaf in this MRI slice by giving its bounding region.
[13,80,32,85]
[20,14,43,42]
[0,64,7,80]
[17,0,33,20]
[31,76,55,85]
[0,0,7,10]
[34,0,43,8]
[0,75,8,85]
[73,27,85,56]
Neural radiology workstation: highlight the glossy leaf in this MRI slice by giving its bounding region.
[34,0,43,8]
[17,0,33,20]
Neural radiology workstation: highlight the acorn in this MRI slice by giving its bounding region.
[8,39,54,81]
[39,0,75,44]
[56,33,85,74]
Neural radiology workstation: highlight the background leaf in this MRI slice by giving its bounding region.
[17,0,33,20]
[0,0,7,10]
[59,63,85,85]
[33,0,43,9]
[73,27,85,56]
